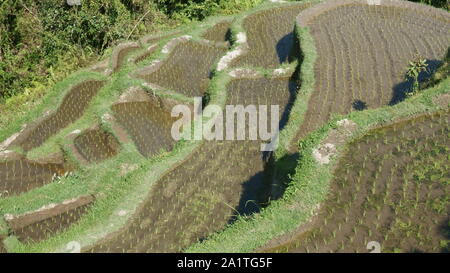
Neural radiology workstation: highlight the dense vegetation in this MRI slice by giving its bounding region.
[0,0,263,102]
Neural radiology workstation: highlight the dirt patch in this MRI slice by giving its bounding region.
[6,195,95,243]
[120,163,139,177]
[112,42,140,73]
[116,86,152,104]
[433,93,450,108]
[312,119,358,165]
[33,150,65,165]
[0,234,6,253]
[90,59,111,75]
[229,68,262,79]
[0,150,24,161]
[133,44,159,64]
[140,31,183,45]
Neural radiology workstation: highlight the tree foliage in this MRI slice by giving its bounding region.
[0,0,170,98]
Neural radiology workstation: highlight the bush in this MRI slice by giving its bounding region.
[0,0,169,99]
[154,0,264,20]
[409,0,449,9]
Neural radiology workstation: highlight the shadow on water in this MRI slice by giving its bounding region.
[276,32,295,64]
[390,59,442,105]
[352,100,368,111]
[228,72,300,224]
[225,28,233,44]
[228,149,300,225]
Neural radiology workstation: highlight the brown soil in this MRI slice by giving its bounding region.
[7,195,94,243]
[9,80,106,151]
[140,31,183,45]
[90,59,110,74]
[137,40,226,97]
[0,234,6,253]
[291,4,450,149]
[86,75,297,252]
[433,93,450,108]
[33,150,65,165]
[266,110,450,253]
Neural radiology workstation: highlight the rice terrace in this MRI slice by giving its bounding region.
[0,0,449,255]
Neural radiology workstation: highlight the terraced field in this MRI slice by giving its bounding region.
[0,0,448,253]
[111,94,177,158]
[73,128,120,163]
[89,75,297,252]
[0,159,66,197]
[293,2,450,143]
[201,21,231,43]
[267,110,450,253]
[10,80,106,151]
[231,3,313,68]
[8,195,94,244]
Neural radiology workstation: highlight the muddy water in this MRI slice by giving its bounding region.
[137,41,226,97]
[293,4,450,146]
[11,80,106,151]
[10,196,95,243]
[0,159,66,196]
[74,128,120,163]
[231,3,311,69]
[112,101,177,158]
[202,21,231,43]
